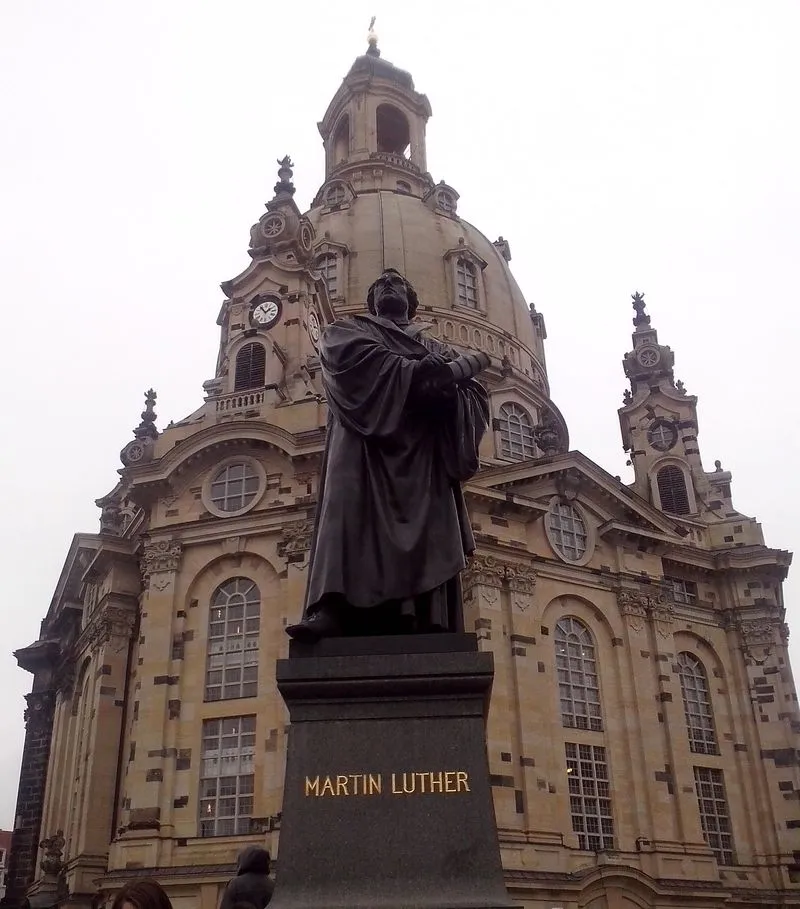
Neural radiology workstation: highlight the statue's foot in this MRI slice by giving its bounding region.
[286,607,343,642]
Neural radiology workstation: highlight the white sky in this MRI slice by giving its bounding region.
[0,1,797,828]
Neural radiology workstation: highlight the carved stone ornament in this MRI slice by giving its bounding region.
[141,539,183,587]
[616,589,674,635]
[739,619,780,648]
[81,603,137,654]
[24,690,56,730]
[279,521,314,556]
[39,829,65,877]
[462,555,536,594]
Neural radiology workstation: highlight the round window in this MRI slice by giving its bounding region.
[647,419,678,452]
[546,500,591,563]
[206,460,263,515]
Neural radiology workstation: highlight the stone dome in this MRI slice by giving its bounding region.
[306,189,550,396]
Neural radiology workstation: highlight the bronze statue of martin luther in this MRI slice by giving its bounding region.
[286,268,492,642]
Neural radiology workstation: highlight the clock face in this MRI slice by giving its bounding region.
[308,310,321,346]
[251,297,281,328]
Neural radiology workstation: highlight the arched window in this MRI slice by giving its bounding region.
[677,652,718,755]
[555,618,602,731]
[498,402,536,461]
[376,104,410,156]
[205,578,261,701]
[657,465,691,515]
[234,343,266,392]
[455,258,478,308]
[316,253,338,298]
[548,501,589,562]
[396,180,412,194]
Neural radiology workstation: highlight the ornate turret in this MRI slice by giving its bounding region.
[248,157,316,265]
[618,292,762,543]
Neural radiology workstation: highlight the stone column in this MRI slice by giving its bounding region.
[2,664,57,908]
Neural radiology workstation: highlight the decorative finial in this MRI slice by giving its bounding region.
[133,388,158,441]
[675,379,686,395]
[714,459,723,472]
[367,16,380,57]
[631,290,650,328]
[274,156,296,198]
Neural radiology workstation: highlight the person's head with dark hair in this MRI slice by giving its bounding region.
[366,269,419,323]
[111,880,173,909]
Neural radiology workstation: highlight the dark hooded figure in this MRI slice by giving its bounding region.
[286,268,491,642]
[219,846,273,909]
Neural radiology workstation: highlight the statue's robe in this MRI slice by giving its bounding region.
[303,314,490,632]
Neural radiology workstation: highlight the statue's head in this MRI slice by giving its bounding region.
[367,268,419,322]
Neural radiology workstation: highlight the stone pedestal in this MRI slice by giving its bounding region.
[270,633,514,909]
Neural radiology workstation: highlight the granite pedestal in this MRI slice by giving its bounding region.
[269,633,514,909]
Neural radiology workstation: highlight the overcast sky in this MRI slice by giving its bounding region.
[0,1,797,828]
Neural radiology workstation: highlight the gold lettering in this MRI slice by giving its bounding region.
[369,773,382,795]
[349,774,361,795]
[391,773,401,794]
[429,771,443,793]
[320,776,335,796]
[416,772,428,794]
[445,771,457,793]
[402,773,416,794]
[336,775,350,796]
[457,771,470,792]
[305,776,320,796]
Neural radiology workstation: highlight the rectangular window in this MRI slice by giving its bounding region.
[694,767,735,865]
[665,576,698,605]
[199,716,256,837]
[566,743,614,852]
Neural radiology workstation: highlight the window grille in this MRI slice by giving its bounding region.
[498,402,535,461]
[556,618,602,731]
[199,716,256,837]
[677,653,718,755]
[694,767,735,864]
[566,743,614,852]
[205,578,260,702]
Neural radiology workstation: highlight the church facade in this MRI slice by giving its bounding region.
[5,41,799,909]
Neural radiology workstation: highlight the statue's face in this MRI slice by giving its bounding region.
[372,271,410,322]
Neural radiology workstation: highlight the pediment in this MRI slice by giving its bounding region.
[469,451,691,543]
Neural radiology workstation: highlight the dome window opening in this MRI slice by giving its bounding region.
[438,190,456,214]
[325,184,346,206]
[332,115,350,167]
[498,402,536,461]
[376,104,410,157]
[316,253,339,298]
[396,180,412,194]
[456,258,478,308]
